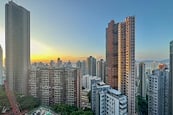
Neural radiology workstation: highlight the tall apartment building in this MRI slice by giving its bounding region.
[28,67,81,107]
[86,56,96,76]
[5,1,30,95]
[96,59,105,82]
[91,81,127,115]
[138,62,146,99]
[169,40,173,115]
[76,60,86,75]
[106,20,118,89]
[106,16,135,114]
[0,45,2,85]
[148,65,169,115]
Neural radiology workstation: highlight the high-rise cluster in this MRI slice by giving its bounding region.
[106,16,135,114]
[29,66,81,107]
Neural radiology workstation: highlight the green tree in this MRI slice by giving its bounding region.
[17,95,40,111]
[137,95,148,115]
[0,86,9,113]
[51,104,78,115]
[51,104,93,115]
[70,110,93,115]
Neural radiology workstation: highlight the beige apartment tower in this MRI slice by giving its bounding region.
[106,16,135,114]
[5,1,30,95]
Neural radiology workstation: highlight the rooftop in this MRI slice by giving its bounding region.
[27,106,57,115]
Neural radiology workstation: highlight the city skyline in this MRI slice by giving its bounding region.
[0,0,173,62]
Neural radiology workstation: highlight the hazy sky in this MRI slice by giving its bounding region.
[0,0,173,62]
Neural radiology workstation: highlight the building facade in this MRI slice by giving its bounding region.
[91,81,127,115]
[106,16,135,114]
[5,1,30,95]
[76,60,86,75]
[138,62,146,99]
[169,40,173,115]
[106,20,118,89]
[29,67,81,107]
[96,59,105,82]
[148,66,169,115]
[86,56,96,76]
[0,45,2,85]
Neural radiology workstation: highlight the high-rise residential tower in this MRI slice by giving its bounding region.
[0,45,2,85]
[5,1,30,95]
[106,16,135,114]
[106,20,118,89]
[86,56,96,76]
[148,65,169,115]
[96,59,105,82]
[169,41,173,115]
[139,62,146,99]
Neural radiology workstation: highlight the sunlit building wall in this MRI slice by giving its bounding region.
[118,16,135,114]
[91,81,127,115]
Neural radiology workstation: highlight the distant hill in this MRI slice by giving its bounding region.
[136,59,169,63]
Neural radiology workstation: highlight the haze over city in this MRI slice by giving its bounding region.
[0,0,173,62]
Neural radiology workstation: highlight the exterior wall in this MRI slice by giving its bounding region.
[0,46,2,85]
[169,41,173,115]
[86,56,96,76]
[106,20,119,89]
[28,68,37,97]
[40,70,50,105]
[139,62,146,99]
[28,67,81,107]
[106,17,135,114]
[125,17,135,114]
[91,81,127,115]
[97,59,105,82]
[5,1,30,95]
[81,89,90,109]
[82,75,101,90]
[148,69,169,115]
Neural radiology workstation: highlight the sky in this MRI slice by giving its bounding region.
[0,0,173,62]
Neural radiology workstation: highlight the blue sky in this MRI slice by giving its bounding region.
[0,0,173,61]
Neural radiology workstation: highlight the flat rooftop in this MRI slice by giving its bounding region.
[27,106,57,115]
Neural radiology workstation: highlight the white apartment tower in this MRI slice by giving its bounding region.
[91,81,127,115]
[5,1,30,95]
[148,65,169,115]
